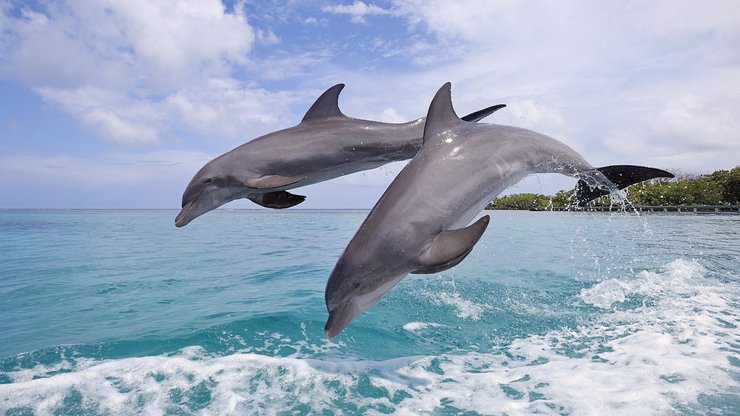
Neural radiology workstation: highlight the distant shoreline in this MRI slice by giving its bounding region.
[486,205,740,214]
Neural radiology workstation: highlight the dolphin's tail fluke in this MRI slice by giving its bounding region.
[575,165,674,206]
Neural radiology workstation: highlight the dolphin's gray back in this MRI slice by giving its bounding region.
[323,82,674,337]
[324,120,593,322]
[219,117,424,186]
[438,123,593,226]
[356,122,593,245]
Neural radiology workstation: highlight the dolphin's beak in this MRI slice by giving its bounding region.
[175,201,196,228]
[324,301,358,338]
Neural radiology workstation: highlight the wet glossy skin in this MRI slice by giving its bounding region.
[324,83,598,337]
[175,84,504,227]
[215,116,425,185]
[175,116,424,227]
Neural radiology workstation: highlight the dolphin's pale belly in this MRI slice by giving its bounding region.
[451,170,530,229]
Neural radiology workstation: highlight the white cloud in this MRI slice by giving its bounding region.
[253,50,333,81]
[634,0,740,36]
[36,86,165,146]
[82,107,161,146]
[345,0,740,174]
[257,28,280,45]
[322,1,393,24]
[303,16,328,26]
[2,0,254,89]
[164,78,302,138]
[602,88,740,173]
[378,108,407,123]
[0,0,289,145]
[654,93,739,151]
[507,100,565,128]
[106,0,253,88]
[313,0,740,184]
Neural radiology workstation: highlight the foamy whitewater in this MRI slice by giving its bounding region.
[0,210,737,415]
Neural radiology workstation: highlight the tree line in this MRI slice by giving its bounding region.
[488,166,740,210]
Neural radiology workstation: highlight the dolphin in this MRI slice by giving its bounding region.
[175,84,505,227]
[324,82,673,337]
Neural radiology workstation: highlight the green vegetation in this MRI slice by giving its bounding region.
[487,193,553,210]
[488,166,740,209]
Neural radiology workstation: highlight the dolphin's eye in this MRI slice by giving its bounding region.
[203,178,213,184]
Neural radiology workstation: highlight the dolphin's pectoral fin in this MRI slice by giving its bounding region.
[412,215,490,275]
[461,104,506,123]
[575,165,674,206]
[248,191,306,209]
[242,175,306,190]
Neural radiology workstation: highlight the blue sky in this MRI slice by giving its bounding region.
[1,0,739,209]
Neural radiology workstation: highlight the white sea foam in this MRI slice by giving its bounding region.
[581,258,709,309]
[434,292,487,320]
[1,259,737,415]
[580,278,627,308]
[402,322,444,332]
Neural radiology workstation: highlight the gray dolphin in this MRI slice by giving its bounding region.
[175,84,505,227]
[324,82,673,337]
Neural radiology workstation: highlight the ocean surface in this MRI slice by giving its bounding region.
[0,209,738,415]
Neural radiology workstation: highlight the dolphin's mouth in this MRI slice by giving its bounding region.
[175,201,196,228]
[325,301,357,338]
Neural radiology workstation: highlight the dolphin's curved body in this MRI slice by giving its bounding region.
[324,83,673,337]
[175,84,505,227]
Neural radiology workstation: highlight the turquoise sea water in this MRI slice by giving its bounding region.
[0,209,738,415]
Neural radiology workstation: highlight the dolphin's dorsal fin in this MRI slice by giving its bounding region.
[412,215,490,274]
[301,84,346,122]
[461,104,506,122]
[423,82,465,145]
[242,174,306,189]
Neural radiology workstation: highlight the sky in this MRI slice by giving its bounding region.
[1,0,739,209]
